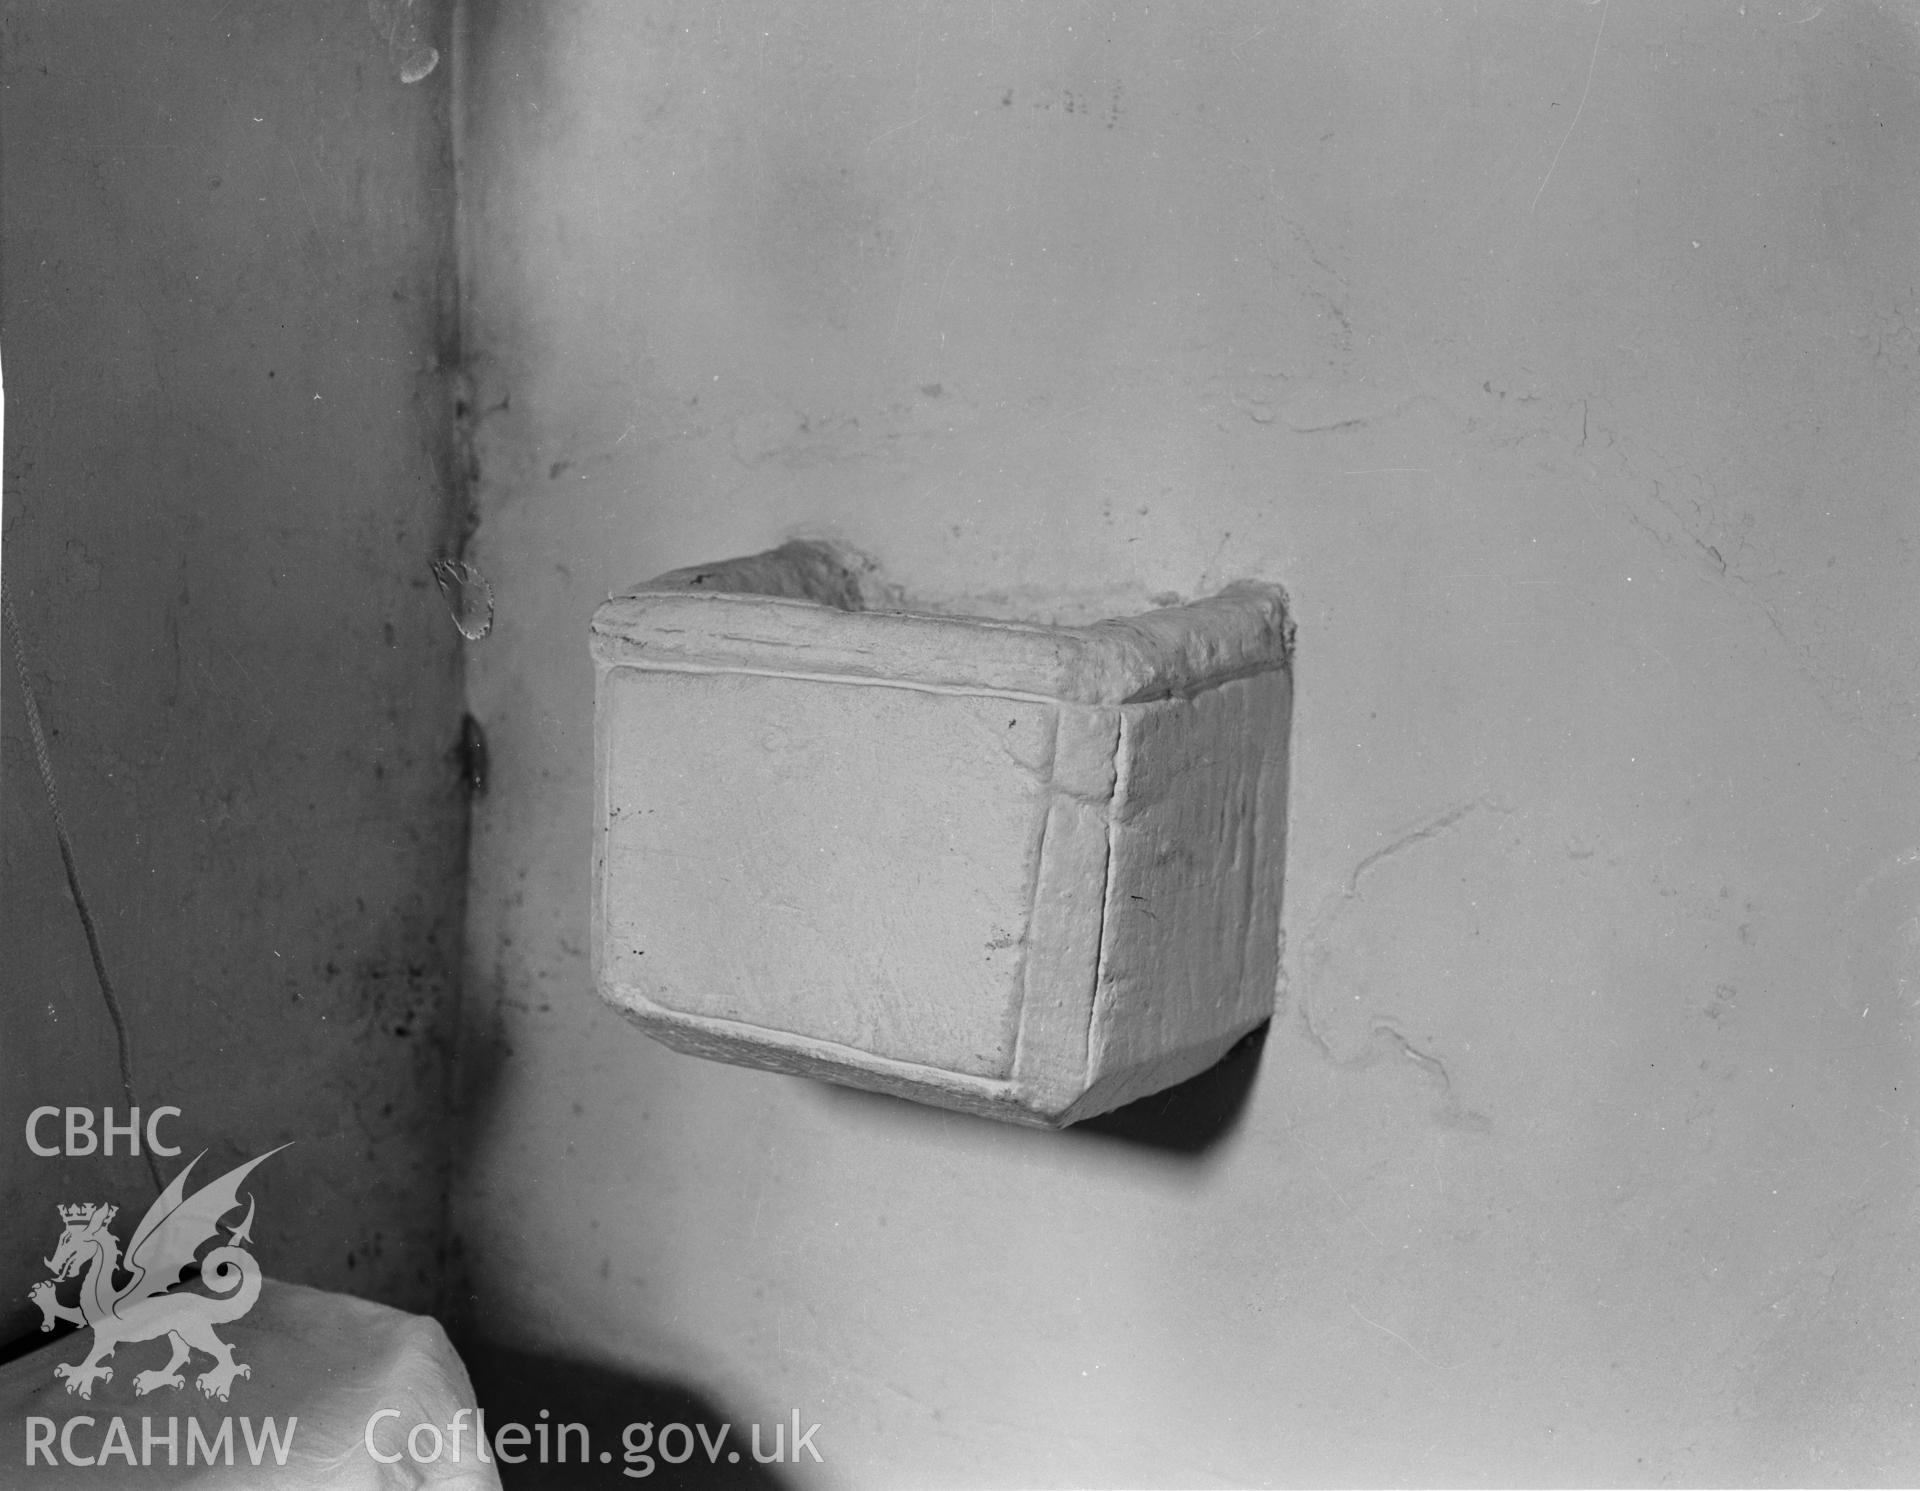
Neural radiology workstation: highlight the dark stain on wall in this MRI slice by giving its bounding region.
[0,1,470,1348]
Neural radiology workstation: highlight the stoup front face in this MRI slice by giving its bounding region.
[590,542,1291,1126]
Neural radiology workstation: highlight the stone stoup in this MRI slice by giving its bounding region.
[591,543,1292,1125]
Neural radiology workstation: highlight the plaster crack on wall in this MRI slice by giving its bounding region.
[1342,797,1484,900]
[1346,1295,1459,1372]
[1369,1019,1490,1134]
[1282,392,1425,436]
[3,593,165,1195]
[1577,406,1905,757]
[1530,0,1609,216]
[1290,798,1505,1130]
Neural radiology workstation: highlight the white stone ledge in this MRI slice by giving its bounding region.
[594,542,1293,706]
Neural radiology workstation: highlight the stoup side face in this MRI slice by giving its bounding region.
[590,549,1292,1124]
[1071,668,1293,1119]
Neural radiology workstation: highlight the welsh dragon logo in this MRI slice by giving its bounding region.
[28,1145,288,1402]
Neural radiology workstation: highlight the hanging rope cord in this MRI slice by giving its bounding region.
[3,589,164,1195]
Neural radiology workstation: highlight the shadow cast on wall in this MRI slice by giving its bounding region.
[1070,1020,1269,1154]
[456,1340,792,1490]
[819,1019,1270,1157]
